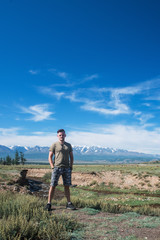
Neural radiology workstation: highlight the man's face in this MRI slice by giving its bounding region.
[57,131,66,142]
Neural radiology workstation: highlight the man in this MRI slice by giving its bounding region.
[45,129,76,211]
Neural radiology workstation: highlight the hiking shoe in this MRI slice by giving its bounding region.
[66,202,76,210]
[45,203,51,211]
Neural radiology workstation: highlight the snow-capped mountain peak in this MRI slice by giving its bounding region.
[0,145,160,163]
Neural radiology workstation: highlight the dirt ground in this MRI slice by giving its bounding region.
[52,206,160,240]
[27,168,160,191]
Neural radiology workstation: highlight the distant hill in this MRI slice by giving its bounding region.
[0,144,160,164]
[0,145,12,153]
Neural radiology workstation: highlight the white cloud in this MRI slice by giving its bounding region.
[81,99,130,115]
[65,87,131,116]
[31,131,46,135]
[143,103,151,107]
[0,128,56,146]
[37,76,160,124]
[57,71,68,79]
[38,86,65,100]
[0,127,20,136]
[145,96,160,101]
[0,134,57,147]
[1,124,160,154]
[67,124,160,154]
[83,74,99,81]
[48,68,68,79]
[20,104,55,122]
[29,70,39,75]
[134,112,154,125]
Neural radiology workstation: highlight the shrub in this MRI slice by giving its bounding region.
[89,180,98,186]
[0,192,80,240]
[57,196,160,216]
[43,172,51,183]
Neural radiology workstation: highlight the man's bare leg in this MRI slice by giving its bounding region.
[48,186,56,203]
[64,185,71,202]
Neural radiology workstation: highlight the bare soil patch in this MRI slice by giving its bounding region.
[51,206,160,240]
[27,168,160,191]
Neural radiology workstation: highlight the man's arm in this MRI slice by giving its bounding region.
[69,151,74,170]
[48,151,54,169]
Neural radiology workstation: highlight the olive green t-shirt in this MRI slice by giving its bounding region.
[49,141,73,168]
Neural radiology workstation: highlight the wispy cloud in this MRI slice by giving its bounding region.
[20,104,55,122]
[48,68,68,79]
[78,74,99,84]
[84,74,99,81]
[81,99,130,115]
[37,84,136,117]
[64,87,131,115]
[37,69,160,125]
[145,96,160,101]
[134,112,154,125]
[38,86,65,100]
[48,68,99,86]
[0,127,20,136]
[65,78,160,119]
[57,71,68,79]
[29,70,39,75]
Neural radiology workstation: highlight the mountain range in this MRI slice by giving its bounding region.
[0,144,160,164]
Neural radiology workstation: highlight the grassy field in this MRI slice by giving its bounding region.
[43,163,160,216]
[1,191,160,240]
[73,164,160,176]
[0,191,80,240]
[0,163,160,176]
[0,164,160,239]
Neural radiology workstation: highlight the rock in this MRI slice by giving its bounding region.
[16,170,29,186]
[13,186,20,192]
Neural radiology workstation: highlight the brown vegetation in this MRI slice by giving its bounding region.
[27,168,160,191]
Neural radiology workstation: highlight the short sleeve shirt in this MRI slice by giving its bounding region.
[49,141,73,168]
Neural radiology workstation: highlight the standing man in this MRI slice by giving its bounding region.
[45,129,76,211]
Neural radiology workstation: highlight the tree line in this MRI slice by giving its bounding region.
[0,150,27,165]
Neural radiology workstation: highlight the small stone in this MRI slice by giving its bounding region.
[13,186,20,192]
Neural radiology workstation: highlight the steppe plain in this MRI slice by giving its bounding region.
[0,164,160,240]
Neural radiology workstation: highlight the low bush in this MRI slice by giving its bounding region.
[0,192,80,240]
[56,196,160,216]
[42,172,51,183]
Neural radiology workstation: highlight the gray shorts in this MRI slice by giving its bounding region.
[51,167,72,186]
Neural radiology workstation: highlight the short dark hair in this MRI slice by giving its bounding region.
[57,129,65,134]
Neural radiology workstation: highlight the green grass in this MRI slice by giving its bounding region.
[77,212,160,240]
[55,185,160,216]
[0,191,81,240]
[73,164,160,177]
[1,164,160,217]
[128,216,160,228]
[0,172,19,183]
[1,163,160,176]
[78,207,100,215]
[81,181,160,195]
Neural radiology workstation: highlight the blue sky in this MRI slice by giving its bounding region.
[0,0,160,154]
